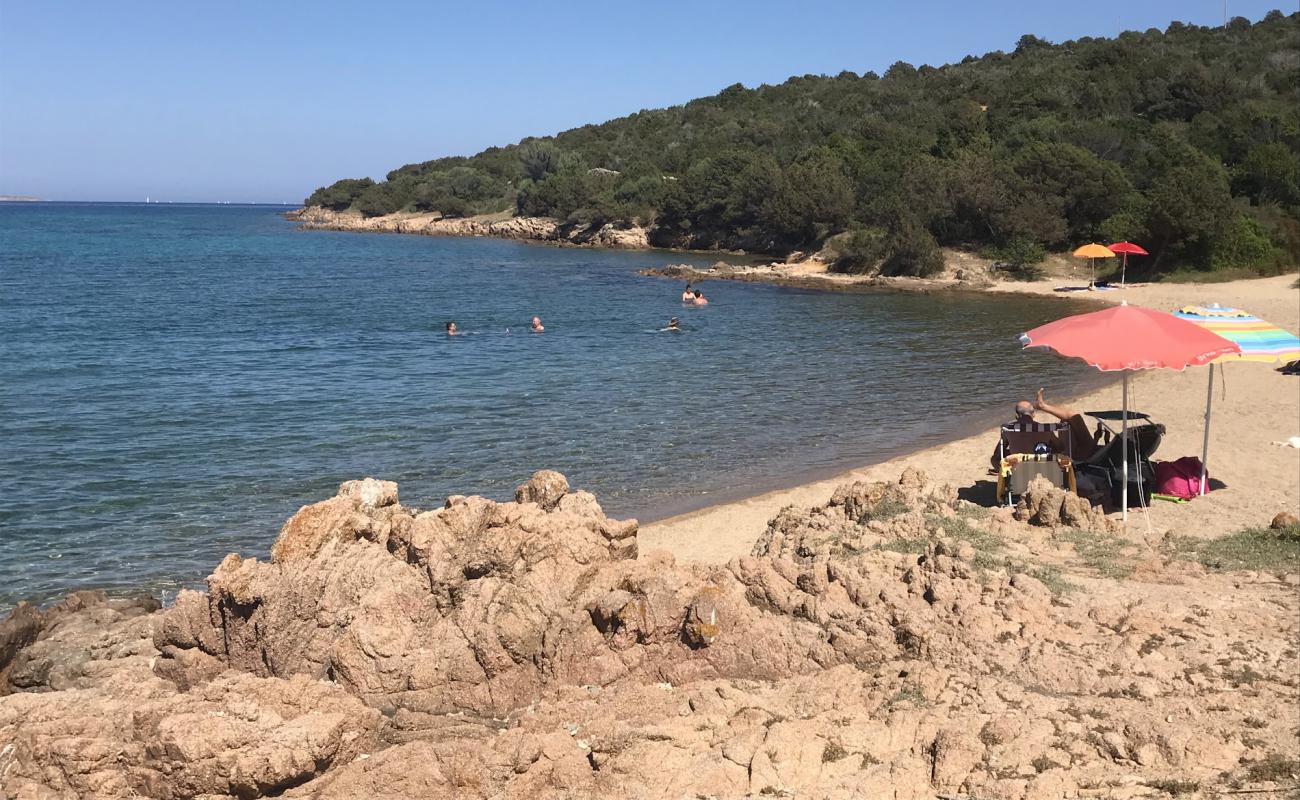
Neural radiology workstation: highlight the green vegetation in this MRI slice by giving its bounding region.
[1144,778,1200,796]
[982,237,1047,280]
[1027,564,1078,595]
[1056,528,1136,579]
[854,496,910,524]
[308,13,1300,277]
[886,684,928,708]
[821,741,849,763]
[873,506,1079,593]
[1245,753,1300,782]
[1167,525,1300,572]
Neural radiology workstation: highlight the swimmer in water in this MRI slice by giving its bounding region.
[661,317,681,332]
[530,316,544,333]
[680,283,693,303]
[445,321,458,336]
[691,289,709,306]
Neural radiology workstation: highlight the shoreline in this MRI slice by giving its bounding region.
[642,272,1300,561]
[630,375,1123,525]
[17,215,1295,607]
[289,209,1294,554]
[292,203,1297,304]
[288,206,1033,297]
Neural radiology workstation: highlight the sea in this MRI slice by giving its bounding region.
[0,202,1104,610]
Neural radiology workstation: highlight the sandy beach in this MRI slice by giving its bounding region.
[643,273,1300,561]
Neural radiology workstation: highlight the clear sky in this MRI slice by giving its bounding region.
[0,0,1284,203]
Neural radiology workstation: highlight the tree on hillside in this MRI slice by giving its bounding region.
[519,141,561,182]
[305,178,375,211]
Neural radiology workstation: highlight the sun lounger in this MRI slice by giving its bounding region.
[1074,420,1165,508]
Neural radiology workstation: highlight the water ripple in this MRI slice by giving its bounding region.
[0,203,1103,610]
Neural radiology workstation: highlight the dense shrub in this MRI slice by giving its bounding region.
[880,217,945,278]
[305,178,374,211]
[830,228,887,274]
[1209,214,1283,272]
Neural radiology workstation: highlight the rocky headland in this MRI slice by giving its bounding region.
[3,469,1296,799]
[288,207,652,250]
[288,206,1057,296]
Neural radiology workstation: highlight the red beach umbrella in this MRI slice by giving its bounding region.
[1020,303,1240,520]
[1106,242,1148,287]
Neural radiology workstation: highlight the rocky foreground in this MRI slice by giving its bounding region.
[2,470,1296,799]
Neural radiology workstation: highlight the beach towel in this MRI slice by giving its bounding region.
[1154,457,1208,500]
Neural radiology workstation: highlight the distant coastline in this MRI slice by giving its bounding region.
[0,195,44,202]
[289,204,1116,299]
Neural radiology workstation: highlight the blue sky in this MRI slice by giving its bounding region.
[0,1,1284,203]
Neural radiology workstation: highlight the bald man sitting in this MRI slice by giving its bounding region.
[991,389,1100,470]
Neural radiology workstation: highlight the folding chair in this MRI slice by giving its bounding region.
[995,421,1077,506]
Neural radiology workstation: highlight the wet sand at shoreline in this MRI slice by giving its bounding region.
[642,273,1300,561]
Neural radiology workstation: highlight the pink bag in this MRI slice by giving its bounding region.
[1154,457,1208,499]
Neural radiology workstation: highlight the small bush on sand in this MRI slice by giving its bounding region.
[1244,753,1300,782]
[983,237,1046,280]
[855,496,910,524]
[822,741,849,762]
[830,228,887,274]
[1144,778,1200,795]
[879,217,944,278]
[1168,526,1300,572]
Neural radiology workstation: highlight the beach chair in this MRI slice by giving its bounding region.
[995,421,1076,506]
[1075,420,1165,509]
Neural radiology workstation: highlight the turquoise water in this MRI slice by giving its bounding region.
[0,202,1099,609]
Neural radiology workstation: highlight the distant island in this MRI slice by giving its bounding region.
[302,11,1299,281]
[0,195,43,202]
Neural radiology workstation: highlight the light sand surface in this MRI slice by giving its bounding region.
[642,273,1300,562]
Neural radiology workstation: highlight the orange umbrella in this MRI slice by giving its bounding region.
[1072,243,1115,287]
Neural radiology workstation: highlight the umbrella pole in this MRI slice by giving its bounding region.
[1200,363,1214,496]
[1121,253,1127,287]
[1122,373,1129,523]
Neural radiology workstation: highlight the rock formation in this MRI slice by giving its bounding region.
[1015,475,1119,532]
[2,469,1296,799]
[289,207,651,250]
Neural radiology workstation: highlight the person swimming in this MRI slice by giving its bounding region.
[445,321,459,336]
[661,316,681,332]
[680,283,694,303]
[530,316,544,333]
[691,290,708,306]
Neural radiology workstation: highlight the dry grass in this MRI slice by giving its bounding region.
[1057,528,1136,579]
[1168,526,1300,573]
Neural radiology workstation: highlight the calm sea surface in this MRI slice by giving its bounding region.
[0,202,1102,610]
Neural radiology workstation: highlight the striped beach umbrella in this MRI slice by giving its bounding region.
[1172,305,1300,363]
[1170,304,1300,495]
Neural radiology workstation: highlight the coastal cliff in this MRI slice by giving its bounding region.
[3,469,1296,798]
[289,206,651,250]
